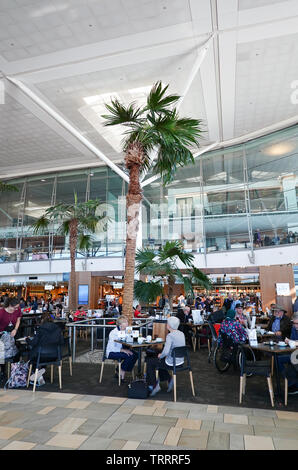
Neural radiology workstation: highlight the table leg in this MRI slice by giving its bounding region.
[137,348,142,376]
[273,353,282,401]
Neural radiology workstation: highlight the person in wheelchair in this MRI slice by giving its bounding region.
[218,309,248,366]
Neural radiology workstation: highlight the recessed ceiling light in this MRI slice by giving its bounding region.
[263,142,296,156]
[41,179,46,182]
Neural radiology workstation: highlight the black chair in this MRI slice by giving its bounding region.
[195,323,212,354]
[61,336,72,377]
[27,344,62,393]
[167,346,195,402]
[207,320,219,363]
[239,344,274,407]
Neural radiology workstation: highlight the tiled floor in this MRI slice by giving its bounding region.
[0,389,297,450]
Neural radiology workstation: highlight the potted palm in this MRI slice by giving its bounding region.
[32,196,107,310]
[134,241,212,310]
[102,81,203,324]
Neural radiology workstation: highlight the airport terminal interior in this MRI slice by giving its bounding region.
[0,0,298,452]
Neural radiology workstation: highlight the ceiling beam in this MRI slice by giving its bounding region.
[5,75,129,183]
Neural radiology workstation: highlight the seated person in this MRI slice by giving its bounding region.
[146,316,186,397]
[266,304,292,340]
[234,303,248,328]
[218,309,248,345]
[26,312,65,364]
[277,312,298,394]
[283,349,298,395]
[133,304,148,318]
[73,306,86,322]
[105,315,138,382]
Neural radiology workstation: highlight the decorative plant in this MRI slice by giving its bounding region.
[102,81,203,323]
[134,240,212,310]
[32,196,107,310]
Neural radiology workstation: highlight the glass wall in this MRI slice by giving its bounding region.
[0,125,298,263]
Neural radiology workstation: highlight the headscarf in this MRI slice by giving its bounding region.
[225,309,236,320]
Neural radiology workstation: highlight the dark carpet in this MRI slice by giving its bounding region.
[22,341,298,412]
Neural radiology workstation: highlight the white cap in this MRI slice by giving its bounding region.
[167,316,180,330]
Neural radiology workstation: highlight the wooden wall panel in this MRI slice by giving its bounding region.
[259,264,295,316]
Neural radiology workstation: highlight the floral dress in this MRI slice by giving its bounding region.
[218,319,248,345]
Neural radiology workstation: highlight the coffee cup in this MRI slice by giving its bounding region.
[133,330,139,339]
[288,340,296,349]
[137,337,144,344]
[146,335,152,342]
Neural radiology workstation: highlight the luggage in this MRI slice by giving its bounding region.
[4,361,29,389]
[127,379,149,399]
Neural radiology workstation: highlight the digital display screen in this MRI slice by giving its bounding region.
[78,284,89,305]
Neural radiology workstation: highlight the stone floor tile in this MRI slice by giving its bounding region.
[207,405,218,413]
[274,418,298,429]
[46,433,89,449]
[224,414,249,425]
[0,395,19,404]
[214,422,254,435]
[69,405,118,420]
[153,408,167,416]
[164,427,182,446]
[43,393,77,401]
[207,431,230,450]
[151,425,171,444]
[93,421,122,438]
[0,410,26,426]
[218,406,253,416]
[132,406,157,415]
[112,422,157,442]
[76,418,106,436]
[106,439,126,450]
[244,435,274,450]
[2,440,36,450]
[276,411,298,421]
[99,397,127,405]
[201,420,215,432]
[178,429,209,450]
[248,415,275,426]
[0,426,23,439]
[253,425,298,439]
[273,438,298,450]
[128,414,177,427]
[252,409,277,418]
[230,433,244,450]
[65,400,91,409]
[165,409,189,418]
[37,406,56,415]
[50,417,87,434]
[175,418,201,430]
[122,440,140,450]
[78,437,112,450]
[22,430,56,445]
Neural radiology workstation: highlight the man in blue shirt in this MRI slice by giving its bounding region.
[277,313,298,394]
[266,304,292,340]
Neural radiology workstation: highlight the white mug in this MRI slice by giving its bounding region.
[138,337,144,344]
[146,335,152,342]
[289,340,296,349]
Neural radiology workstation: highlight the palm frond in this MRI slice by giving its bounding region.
[101,99,143,127]
[191,267,213,290]
[145,81,180,113]
[32,215,50,235]
[0,182,19,193]
[77,233,93,251]
[134,280,163,303]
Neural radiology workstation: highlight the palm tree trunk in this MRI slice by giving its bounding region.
[168,276,175,312]
[122,144,143,325]
[69,219,78,311]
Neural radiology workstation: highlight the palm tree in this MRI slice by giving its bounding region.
[134,241,212,311]
[0,181,18,192]
[102,81,203,323]
[32,196,107,310]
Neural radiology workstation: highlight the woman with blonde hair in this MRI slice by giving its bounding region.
[105,315,138,383]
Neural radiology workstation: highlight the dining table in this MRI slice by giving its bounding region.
[114,338,165,376]
[242,342,297,402]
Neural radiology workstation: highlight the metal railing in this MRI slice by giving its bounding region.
[66,316,153,363]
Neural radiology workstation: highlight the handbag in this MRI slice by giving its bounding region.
[4,361,29,389]
[1,332,18,359]
[127,379,149,399]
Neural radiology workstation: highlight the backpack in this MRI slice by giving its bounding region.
[1,332,18,359]
[127,379,149,399]
[4,361,29,389]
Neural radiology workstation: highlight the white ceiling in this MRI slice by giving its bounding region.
[0,0,298,179]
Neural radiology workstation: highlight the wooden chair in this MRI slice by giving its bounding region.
[168,346,195,402]
[99,345,135,386]
[239,345,274,407]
